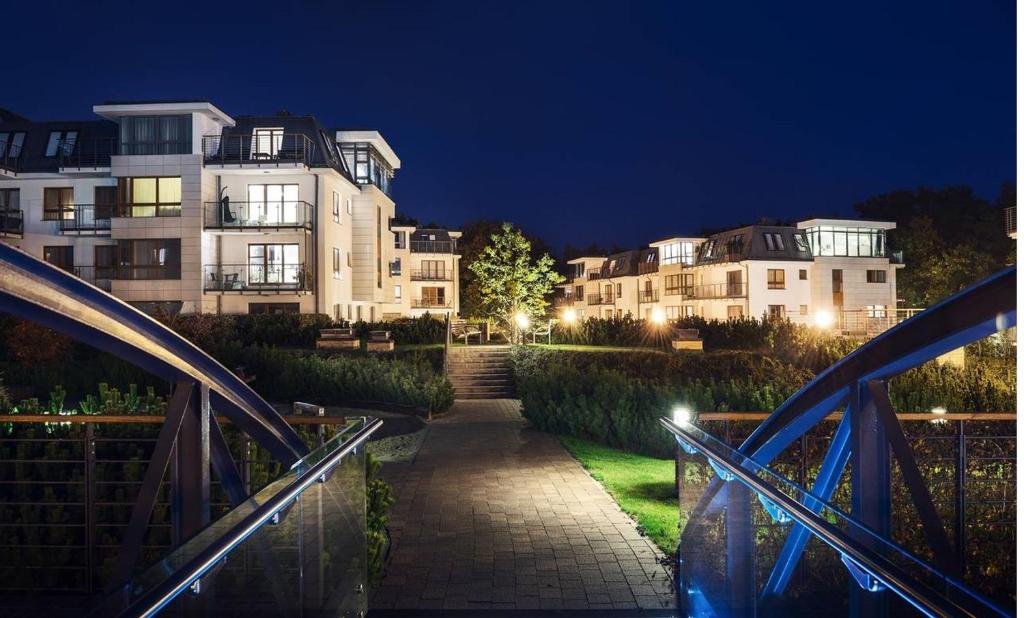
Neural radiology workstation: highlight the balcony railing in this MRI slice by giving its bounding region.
[119,141,192,156]
[59,205,113,234]
[115,203,182,218]
[410,240,455,254]
[203,201,313,231]
[59,137,117,169]
[204,263,312,293]
[410,270,452,281]
[639,289,659,303]
[72,266,113,291]
[587,268,602,281]
[202,134,316,168]
[0,143,23,175]
[0,209,23,237]
[638,261,659,275]
[95,264,181,280]
[587,293,614,305]
[676,282,747,299]
[411,298,452,309]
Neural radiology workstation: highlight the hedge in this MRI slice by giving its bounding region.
[510,347,1016,457]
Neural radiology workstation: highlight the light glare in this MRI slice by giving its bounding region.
[562,309,577,324]
[515,312,531,329]
[813,310,834,329]
[672,406,692,425]
[651,308,667,325]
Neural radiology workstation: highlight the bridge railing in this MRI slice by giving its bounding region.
[106,416,380,617]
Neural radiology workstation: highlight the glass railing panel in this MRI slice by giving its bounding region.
[112,418,374,617]
[668,418,1010,617]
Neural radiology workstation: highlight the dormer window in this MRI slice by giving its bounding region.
[0,132,26,159]
[45,131,77,157]
[793,233,810,253]
[251,128,284,159]
[764,233,785,251]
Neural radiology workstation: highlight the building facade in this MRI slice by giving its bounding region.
[0,101,459,319]
[558,219,904,333]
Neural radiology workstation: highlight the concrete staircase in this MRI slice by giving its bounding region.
[446,345,513,399]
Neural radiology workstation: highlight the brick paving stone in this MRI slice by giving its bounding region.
[370,398,676,610]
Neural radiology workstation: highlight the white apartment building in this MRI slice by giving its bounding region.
[0,101,460,319]
[558,220,902,332]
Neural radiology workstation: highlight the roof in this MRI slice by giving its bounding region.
[223,114,353,180]
[94,100,233,126]
[797,218,896,230]
[598,249,648,278]
[0,118,118,174]
[649,236,705,247]
[335,130,400,169]
[695,225,813,265]
[0,108,31,124]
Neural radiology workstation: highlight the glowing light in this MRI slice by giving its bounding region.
[813,310,834,329]
[930,406,948,425]
[515,313,531,329]
[931,407,947,415]
[672,406,692,425]
[562,309,577,324]
[651,308,667,325]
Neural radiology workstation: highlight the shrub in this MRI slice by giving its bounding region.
[366,452,394,582]
[5,321,73,364]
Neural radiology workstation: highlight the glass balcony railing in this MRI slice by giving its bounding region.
[412,298,451,309]
[58,205,113,234]
[410,270,452,281]
[639,289,659,303]
[106,417,381,617]
[58,137,118,169]
[587,293,614,305]
[204,263,313,293]
[409,240,455,254]
[203,201,314,231]
[203,134,315,168]
[0,209,23,236]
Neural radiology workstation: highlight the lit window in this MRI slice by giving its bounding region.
[333,248,341,279]
[764,232,785,251]
[867,270,886,283]
[793,234,809,252]
[333,192,340,223]
[347,198,353,215]
[394,284,402,300]
[45,131,78,157]
[799,269,807,280]
[767,269,785,289]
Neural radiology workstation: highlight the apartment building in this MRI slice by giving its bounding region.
[0,101,460,319]
[558,219,902,332]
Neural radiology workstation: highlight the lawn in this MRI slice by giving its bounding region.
[560,436,679,555]
[528,343,666,354]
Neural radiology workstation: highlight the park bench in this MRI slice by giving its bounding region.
[367,330,395,352]
[529,319,555,344]
[316,327,360,350]
[451,320,483,344]
[669,327,703,351]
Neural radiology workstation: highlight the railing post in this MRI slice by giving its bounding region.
[85,422,96,593]
[955,420,967,577]
[175,383,211,542]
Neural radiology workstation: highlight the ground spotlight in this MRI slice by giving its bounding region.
[562,309,577,324]
[672,406,692,425]
[813,310,834,329]
[651,308,666,325]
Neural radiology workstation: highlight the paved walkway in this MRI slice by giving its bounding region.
[371,399,676,611]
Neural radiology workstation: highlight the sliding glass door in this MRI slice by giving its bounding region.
[248,243,300,286]
[247,184,299,224]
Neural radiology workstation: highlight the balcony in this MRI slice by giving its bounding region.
[94,264,181,280]
[412,298,452,309]
[555,295,576,307]
[638,261,659,275]
[203,201,313,232]
[587,293,614,305]
[587,268,602,281]
[0,146,22,176]
[639,289,659,303]
[0,210,23,237]
[72,266,112,291]
[59,138,117,171]
[202,134,315,169]
[410,240,456,254]
[410,270,452,281]
[58,205,112,235]
[204,264,312,294]
[682,282,747,299]
[115,204,182,218]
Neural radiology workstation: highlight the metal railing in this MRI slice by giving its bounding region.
[677,281,746,299]
[639,289,659,303]
[72,266,113,291]
[410,270,452,281]
[204,263,313,293]
[638,261,659,275]
[411,298,451,309]
[0,142,23,174]
[58,137,118,169]
[586,293,614,305]
[409,240,455,254]
[115,203,182,218]
[202,134,316,168]
[203,201,314,231]
[118,141,192,156]
[58,205,113,234]
[93,265,181,281]
[0,209,23,236]
[586,268,602,280]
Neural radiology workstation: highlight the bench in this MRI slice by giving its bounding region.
[316,327,360,350]
[669,327,703,352]
[451,320,483,344]
[529,319,555,344]
[367,330,394,352]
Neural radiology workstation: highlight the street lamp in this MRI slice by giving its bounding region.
[562,308,577,324]
[651,307,667,326]
[813,310,834,329]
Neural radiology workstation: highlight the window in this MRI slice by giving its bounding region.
[43,187,74,221]
[767,269,785,289]
[0,188,19,211]
[394,231,406,249]
[333,248,341,279]
[727,270,744,296]
[390,257,402,276]
[665,274,681,295]
[346,198,353,215]
[660,241,694,265]
[574,285,583,301]
[45,131,78,157]
[768,305,784,319]
[44,246,74,271]
[700,239,717,260]
[421,287,446,307]
[804,226,886,258]
[683,305,695,317]
[800,305,808,315]
[0,132,26,159]
[727,305,744,320]
[616,283,622,298]
[250,128,284,159]
[96,239,181,280]
[248,303,300,315]
[793,234,810,253]
[394,285,402,301]
[420,260,445,280]
[347,251,352,267]
[666,306,681,319]
[726,234,745,254]
[118,177,182,217]
[248,244,301,286]
[867,270,887,283]
[799,269,807,280]
[347,305,352,320]
[764,232,785,251]
[333,191,340,223]
[120,115,191,155]
[867,304,886,318]
[247,184,299,224]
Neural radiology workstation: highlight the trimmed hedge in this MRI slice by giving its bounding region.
[510,347,1016,457]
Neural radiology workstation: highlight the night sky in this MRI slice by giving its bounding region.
[4,1,1015,251]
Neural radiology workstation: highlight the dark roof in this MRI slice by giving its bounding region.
[223,115,353,180]
[1,118,117,174]
[696,225,813,265]
[411,228,454,243]
[598,250,644,278]
[0,108,31,124]
[100,99,214,105]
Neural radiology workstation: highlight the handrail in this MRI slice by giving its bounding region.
[661,417,1008,618]
[116,416,382,618]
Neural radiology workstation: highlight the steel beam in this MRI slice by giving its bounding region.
[725,481,757,617]
[175,384,211,542]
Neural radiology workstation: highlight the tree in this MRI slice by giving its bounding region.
[467,223,565,342]
[458,220,553,318]
[853,185,1013,306]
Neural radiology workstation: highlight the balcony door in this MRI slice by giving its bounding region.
[248,243,300,286]
[422,286,445,307]
[247,184,299,224]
